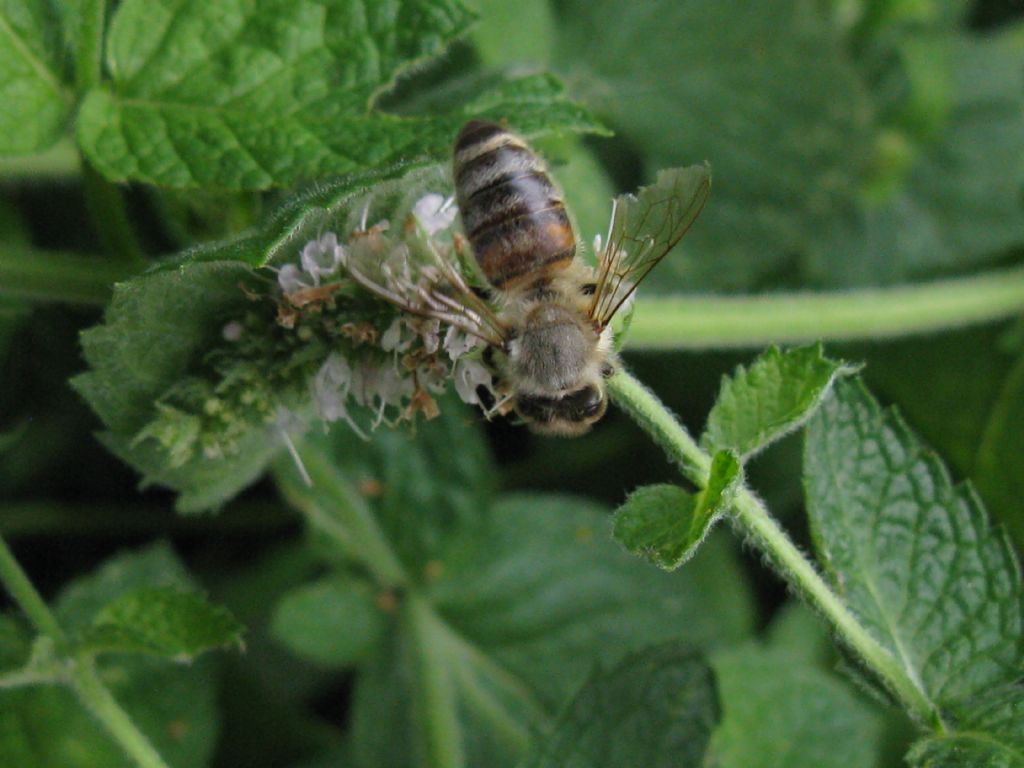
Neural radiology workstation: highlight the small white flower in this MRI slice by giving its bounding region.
[300,232,343,283]
[221,321,244,342]
[381,318,413,353]
[415,318,441,354]
[443,325,480,360]
[347,227,395,277]
[278,263,315,293]
[412,193,458,235]
[382,243,413,283]
[313,353,353,422]
[313,353,370,438]
[416,358,451,394]
[352,359,414,408]
[452,358,493,406]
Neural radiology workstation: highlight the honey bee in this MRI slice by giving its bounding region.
[345,120,710,436]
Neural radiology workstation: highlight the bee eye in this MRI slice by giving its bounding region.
[580,282,597,296]
[600,363,615,379]
[566,386,603,419]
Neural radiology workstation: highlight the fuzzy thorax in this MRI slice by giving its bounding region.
[500,261,612,397]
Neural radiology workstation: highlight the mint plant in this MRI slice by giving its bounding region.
[2,1,1023,767]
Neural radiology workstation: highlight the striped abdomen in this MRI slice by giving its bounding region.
[453,121,576,289]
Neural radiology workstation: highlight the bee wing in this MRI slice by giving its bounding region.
[341,229,508,347]
[588,164,711,328]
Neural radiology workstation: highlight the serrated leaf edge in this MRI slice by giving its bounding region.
[705,344,861,461]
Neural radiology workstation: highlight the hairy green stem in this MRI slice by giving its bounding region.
[0,665,61,689]
[75,0,106,92]
[607,371,938,725]
[82,163,146,268]
[0,246,131,305]
[0,535,173,767]
[404,595,465,768]
[274,445,409,588]
[0,535,65,641]
[69,656,173,768]
[628,265,1024,349]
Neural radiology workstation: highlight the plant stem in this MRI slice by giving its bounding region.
[0,535,173,768]
[82,163,146,268]
[607,371,937,725]
[0,535,65,641]
[728,493,937,724]
[628,265,1024,349]
[0,665,61,689]
[69,656,173,768]
[0,139,79,178]
[404,594,465,768]
[273,445,409,588]
[0,246,131,305]
[66,0,147,269]
[75,0,106,92]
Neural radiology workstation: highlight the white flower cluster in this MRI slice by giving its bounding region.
[277,232,347,293]
[274,193,497,436]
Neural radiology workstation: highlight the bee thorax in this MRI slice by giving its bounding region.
[508,305,595,393]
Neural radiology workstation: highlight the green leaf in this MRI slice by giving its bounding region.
[554,0,876,291]
[320,394,495,573]
[350,496,754,767]
[271,576,387,668]
[860,327,1024,550]
[814,28,1024,285]
[519,642,718,768]
[74,261,256,437]
[72,259,282,512]
[764,601,833,667]
[467,0,554,67]
[703,345,856,460]
[77,0,600,189]
[907,683,1024,768]
[273,405,493,587]
[351,596,547,768]
[804,378,1023,711]
[707,644,884,768]
[0,544,221,768]
[0,0,70,155]
[613,450,740,570]
[54,542,192,628]
[432,496,753,708]
[0,659,220,768]
[73,163,425,511]
[78,586,244,660]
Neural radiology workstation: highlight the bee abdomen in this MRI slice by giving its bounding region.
[453,121,576,289]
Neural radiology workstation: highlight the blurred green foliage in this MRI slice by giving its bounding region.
[1,0,1022,766]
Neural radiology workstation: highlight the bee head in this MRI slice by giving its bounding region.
[515,384,608,437]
